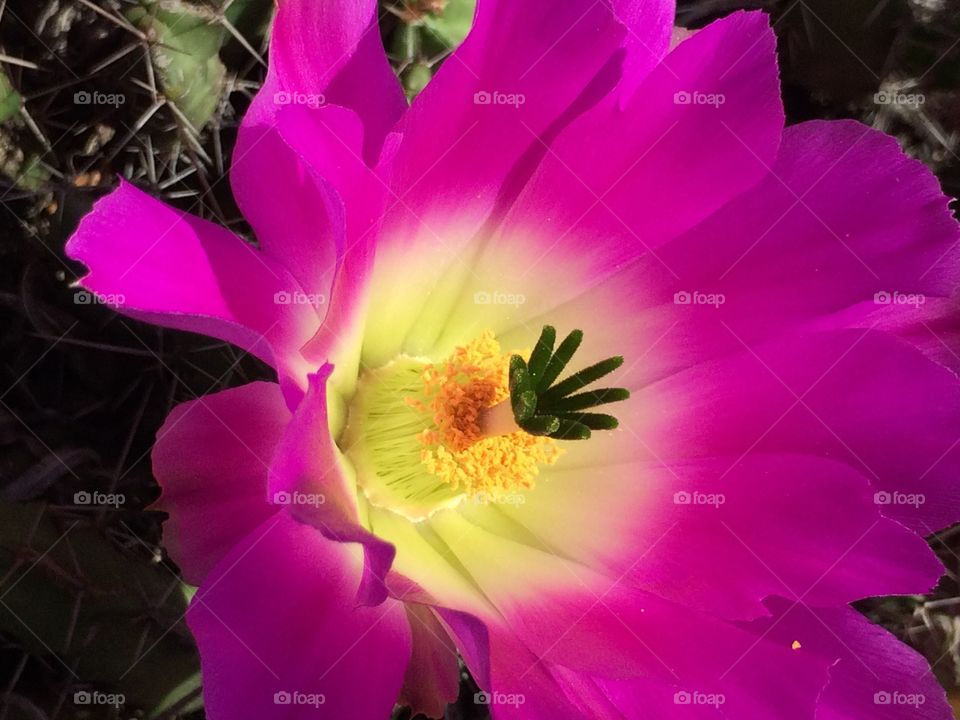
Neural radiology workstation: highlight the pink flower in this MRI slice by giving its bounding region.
[66,1,960,718]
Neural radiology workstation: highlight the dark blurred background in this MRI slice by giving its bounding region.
[0,1,958,718]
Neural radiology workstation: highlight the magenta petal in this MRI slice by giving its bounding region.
[430,516,829,717]
[495,10,783,284]
[229,1,401,298]
[267,366,354,511]
[274,105,391,248]
[500,454,942,621]
[869,295,960,373]
[434,611,580,720]
[268,366,396,606]
[627,330,960,533]
[596,676,725,719]
[152,382,288,585]
[820,295,960,376]
[65,180,318,386]
[636,119,960,382]
[229,121,347,303]
[611,0,676,99]
[382,0,629,244]
[398,604,460,718]
[481,634,600,720]
[273,106,391,383]
[748,598,952,720]
[447,622,723,720]
[239,0,403,156]
[495,120,959,407]
[188,510,411,720]
[523,587,830,720]
[231,104,388,311]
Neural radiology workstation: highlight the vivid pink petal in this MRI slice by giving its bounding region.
[433,610,583,720]
[268,366,396,606]
[434,609,689,720]
[485,121,960,548]
[619,330,960,534]
[492,10,783,290]
[274,105,392,250]
[398,604,460,718]
[484,119,960,395]
[430,514,831,718]
[382,0,630,244]
[595,676,725,719]
[748,598,952,720]
[238,0,403,155]
[520,590,829,720]
[230,105,390,320]
[480,633,601,720]
[611,0,676,99]
[274,106,397,390]
[152,382,288,585]
[432,10,782,348]
[188,510,411,720]
[493,454,942,620]
[229,112,352,303]
[359,0,638,364]
[229,1,401,298]
[642,119,958,382]
[442,618,722,720]
[66,180,318,387]
[821,294,960,376]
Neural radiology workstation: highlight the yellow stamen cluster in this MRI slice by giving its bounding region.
[407,331,562,497]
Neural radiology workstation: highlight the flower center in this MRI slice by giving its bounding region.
[341,331,563,521]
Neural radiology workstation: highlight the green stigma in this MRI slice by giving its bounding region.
[508,325,630,440]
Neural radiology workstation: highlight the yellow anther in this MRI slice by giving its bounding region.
[410,331,562,498]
